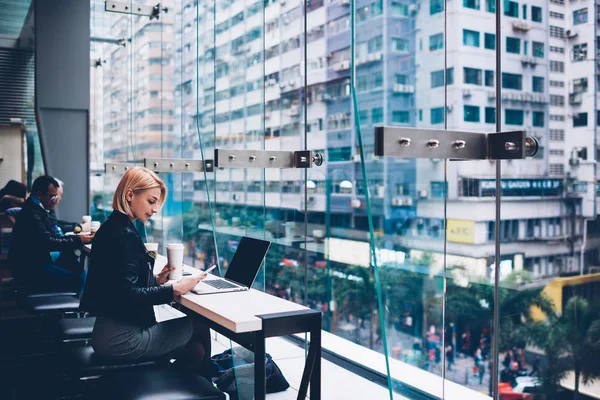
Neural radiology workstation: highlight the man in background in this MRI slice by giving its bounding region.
[8,176,93,293]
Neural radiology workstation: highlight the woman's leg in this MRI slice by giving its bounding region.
[176,316,213,377]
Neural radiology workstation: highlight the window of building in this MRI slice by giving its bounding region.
[550,129,565,141]
[486,0,495,12]
[502,72,522,90]
[573,8,588,25]
[446,67,454,85]
[464,67,482,85]
[368,36,383,53]
[549,11,563,19]
[573,43,588,61]
[392,110,409,123]
[485,70,494,87]
[357,75,369,92]
[532,6,542,22]
[463,29,480,47]
[549,26,564,38]
[484,33,496,49]
[391,38,409,52]
[550,60,564,73]
[395,74,408,85]
[522,4,527,19]
[532,76,544,93]
[430,0,444,14]
[431,107,444,124]
[533,111,544,127]
[373,71,383,88]
[523,40,528,55]
[550,80,564,87]
[550,95,565,106]
[429,33,444,50]
[505,109,524,125]
[573,77,588,93]
[532,41,544,57]
[506,37,520,53]
[550,46,564,53]
[392,2,409,16]
[549,149,564,156]
[372,107,384,124]
[549,164,564,175]
[464,105,480,122]
[431,70,445,88]
[504,0,519,17]
[485,107,496,123]
[550,114,565,121]
[573,112,588,127]
[463,0,480,10]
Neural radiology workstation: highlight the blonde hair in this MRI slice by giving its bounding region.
[112,167,167,217]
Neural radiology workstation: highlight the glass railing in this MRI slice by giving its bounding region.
[89,0,600,399]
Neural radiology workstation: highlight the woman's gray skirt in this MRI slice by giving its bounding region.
[91,315,193,361]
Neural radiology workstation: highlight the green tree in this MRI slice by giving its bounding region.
[526,297,600,399]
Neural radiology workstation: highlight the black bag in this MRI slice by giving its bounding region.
[211,347,290,400]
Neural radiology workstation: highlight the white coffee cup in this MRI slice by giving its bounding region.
[166,243,185,280]
[144,242,159,258]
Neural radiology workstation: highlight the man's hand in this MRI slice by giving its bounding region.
[79,233,94,244]
[155,264,175,285]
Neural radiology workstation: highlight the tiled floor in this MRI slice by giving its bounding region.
[211,333,409,400]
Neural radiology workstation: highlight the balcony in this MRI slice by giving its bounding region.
[356,52,383,66]
[392,83,415,94]
[332,60,351,72]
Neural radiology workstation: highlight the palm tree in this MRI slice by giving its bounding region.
[527,296,600,400]
[560,297,600,399]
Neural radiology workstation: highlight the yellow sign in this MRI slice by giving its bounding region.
[446,219,475,244]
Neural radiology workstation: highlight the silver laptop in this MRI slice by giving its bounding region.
[192,237,271,295]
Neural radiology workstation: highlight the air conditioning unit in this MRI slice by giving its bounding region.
[418,190,428,199]
[288,80,296,87]
[408,3,419,14]
[391,197,404,206]
[488,91,496,100]
[340,0,350,5]
[350,198,362,208]
[462,89,472,98]
[512,21,531,31]
[279,82,287,89]
[565,29,578,39]
[280,0,286,5]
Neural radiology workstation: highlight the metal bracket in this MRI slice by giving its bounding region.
[104,162,143,173]
[105,1,166,20]
[214,149,324,169]
[144,158,214,172]
[374,127,538,160]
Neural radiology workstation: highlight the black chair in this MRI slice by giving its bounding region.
[54,316,96,343]
[95,367,228,400]
[19,294,80,315]
[63,346,164,378]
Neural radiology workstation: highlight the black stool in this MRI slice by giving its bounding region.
[96,368,228,400]
[63,346,164,378]
[20,294,80,315]
[54,316,96,343]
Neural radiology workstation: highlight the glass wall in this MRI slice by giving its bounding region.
[89,0,600,398]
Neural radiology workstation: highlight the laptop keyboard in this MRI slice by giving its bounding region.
[203,279,239,290]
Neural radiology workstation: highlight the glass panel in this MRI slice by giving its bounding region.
[496,1,598,400]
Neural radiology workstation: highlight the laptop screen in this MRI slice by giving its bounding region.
[224,237,271,287]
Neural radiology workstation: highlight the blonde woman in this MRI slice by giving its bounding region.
[80,167,212,375]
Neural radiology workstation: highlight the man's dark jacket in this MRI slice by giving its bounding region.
[80,211,173,328]
[8,197,82,282]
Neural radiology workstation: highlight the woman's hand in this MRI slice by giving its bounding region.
[155,265,175,285]
[172,275,207,296]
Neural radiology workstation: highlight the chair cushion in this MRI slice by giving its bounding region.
[65,346,162,377]
[98,368,227,400]
[56,317,96,340]
[22,294,80,314]
[26,291,78,298]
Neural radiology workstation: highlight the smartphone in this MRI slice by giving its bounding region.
[200,265,217,276]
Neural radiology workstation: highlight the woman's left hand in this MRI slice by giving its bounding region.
[155,265,175,285]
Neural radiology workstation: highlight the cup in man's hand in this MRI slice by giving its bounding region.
[166,243,185,280]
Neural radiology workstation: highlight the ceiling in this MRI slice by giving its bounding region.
[0,0,31,38]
